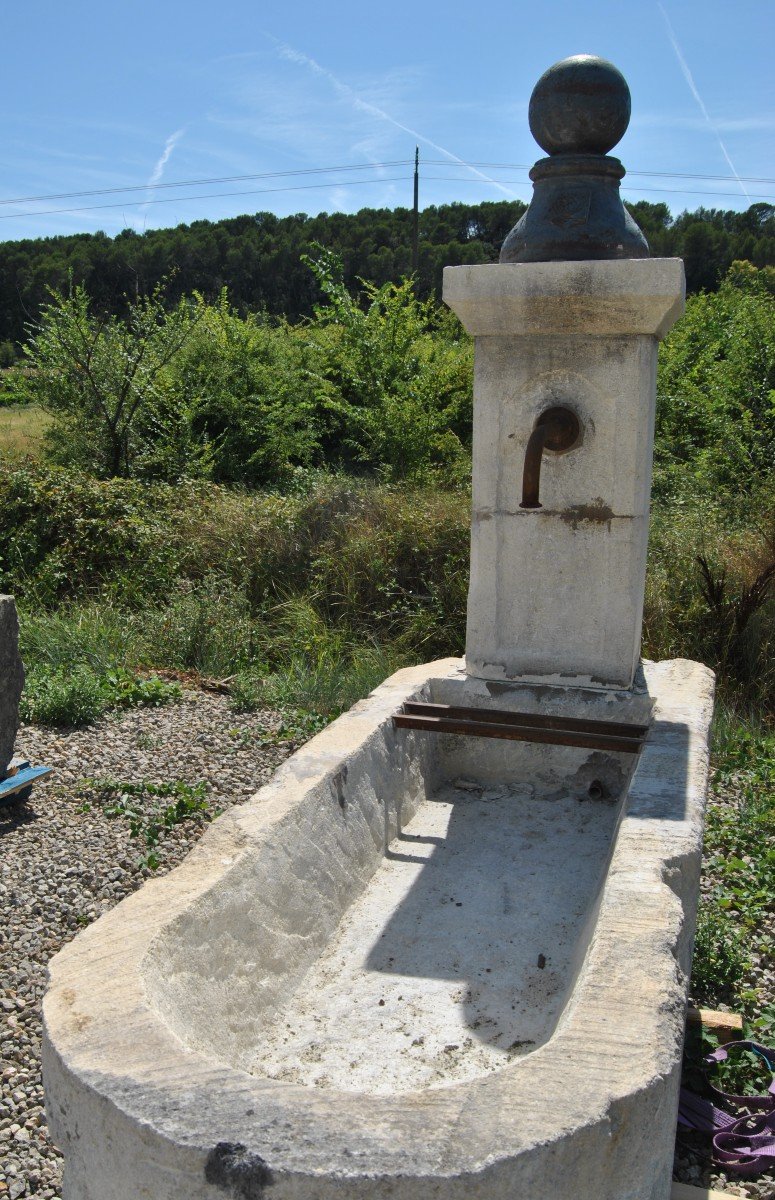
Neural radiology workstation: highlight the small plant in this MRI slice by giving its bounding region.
[101,669,181,710]
[20,661,181,728]
[690,898,751,1003]
[20,665,107,727]
[683,1019,775,1102]
[260,709,330,745]
[84,777,212,867]
[689,716,775,1015]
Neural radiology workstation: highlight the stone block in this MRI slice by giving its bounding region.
[0,596,24,776]
[444,260,686,688]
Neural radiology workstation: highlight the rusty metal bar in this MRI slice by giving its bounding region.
[401,701,648,739]
[393,703,646,754]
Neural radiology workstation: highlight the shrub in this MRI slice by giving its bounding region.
[17,282,202,478]
[21,666,107,727]
[0,464,180,606]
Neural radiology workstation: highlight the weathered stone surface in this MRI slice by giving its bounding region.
[43,655,714,1199]
[443,259,685,337]
[443,260,685,688]
[0,595,24,776]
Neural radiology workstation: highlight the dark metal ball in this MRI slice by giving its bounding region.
[528,55,631,156]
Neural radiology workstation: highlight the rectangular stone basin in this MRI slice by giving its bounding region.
[43,656,714,1200]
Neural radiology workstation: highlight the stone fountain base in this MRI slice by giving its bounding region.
[43,656,713,1200]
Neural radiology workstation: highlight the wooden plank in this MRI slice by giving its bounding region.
[672,1183,740,1200]
[686,1007,744,1043]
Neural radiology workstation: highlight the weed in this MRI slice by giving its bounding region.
[101,669,181,710]
[86,777,212,868]
[21,666,106,727]
[20,663,181,727]
[683,1020,775,1101]
[690,899,751,1004]
[689,714,775,1017]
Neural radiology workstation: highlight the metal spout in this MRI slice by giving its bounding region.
[520,406,581,510]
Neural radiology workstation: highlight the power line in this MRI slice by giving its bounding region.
[2,172,772,223]
[426,161,775,186]
[0,176,409,221]
[0,159,773,213]
[427,176,775,202]
[0,161,415,209]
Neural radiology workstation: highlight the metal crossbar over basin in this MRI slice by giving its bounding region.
[393,701,648,754]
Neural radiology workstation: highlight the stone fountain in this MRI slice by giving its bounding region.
[43,56,713,1200]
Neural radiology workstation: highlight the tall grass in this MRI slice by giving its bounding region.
[0,404,51,458]
[4,462,773,726]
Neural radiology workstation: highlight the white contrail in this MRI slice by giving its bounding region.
[146,128,185,191]
[275,41,518,198]
[657,3,750,201]
[139,129,186,222]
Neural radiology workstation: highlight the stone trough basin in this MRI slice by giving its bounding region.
[43,656,713,1200]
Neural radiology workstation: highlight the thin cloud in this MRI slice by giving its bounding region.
[146,128,186,192]
[272,39,517,199]
[138,128,185,227]
[657,3,750,201]
[635,112,775,134]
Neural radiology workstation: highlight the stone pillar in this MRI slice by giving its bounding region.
[443,258,685,689]
[0,596,24,776]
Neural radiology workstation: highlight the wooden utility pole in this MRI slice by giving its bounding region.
[411,146,419,278]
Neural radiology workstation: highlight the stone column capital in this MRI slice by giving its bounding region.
[443,259,685,340]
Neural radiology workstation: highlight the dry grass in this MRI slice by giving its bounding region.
[0,405,51,458]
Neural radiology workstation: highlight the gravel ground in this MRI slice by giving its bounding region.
[0,694,772,1198]
[0,691,292,1198]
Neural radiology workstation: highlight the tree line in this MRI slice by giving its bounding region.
[0,198,772,354]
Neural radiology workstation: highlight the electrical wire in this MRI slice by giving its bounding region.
[0,161,415,208]
[0,159,773,216]
[424,160,775,186]
[2,172,773,221]
[0,176,410,221]
[424,176,775,202]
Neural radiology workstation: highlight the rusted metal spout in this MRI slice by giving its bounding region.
[520,424,550,509]
[520,406,581,509]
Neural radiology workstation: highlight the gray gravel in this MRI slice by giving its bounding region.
[1,694,772,1197]
[0,691,292,1198]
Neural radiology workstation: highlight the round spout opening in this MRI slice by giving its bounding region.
[536,406,581,454]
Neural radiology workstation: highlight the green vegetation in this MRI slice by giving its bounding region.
[0,198,771,351]
[0,404,51,458]
[14,253,472,485]
[20,664,181,727]
[691,719,775,1009]
[84,777,212,869]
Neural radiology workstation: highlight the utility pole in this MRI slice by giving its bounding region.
[411,146,419,278]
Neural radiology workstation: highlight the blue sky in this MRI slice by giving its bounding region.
[1,1,772,243]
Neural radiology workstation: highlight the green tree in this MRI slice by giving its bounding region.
[166,291,323,487]
[655,262,775,498]
[302,246,473,481]
[19,282,200,478]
